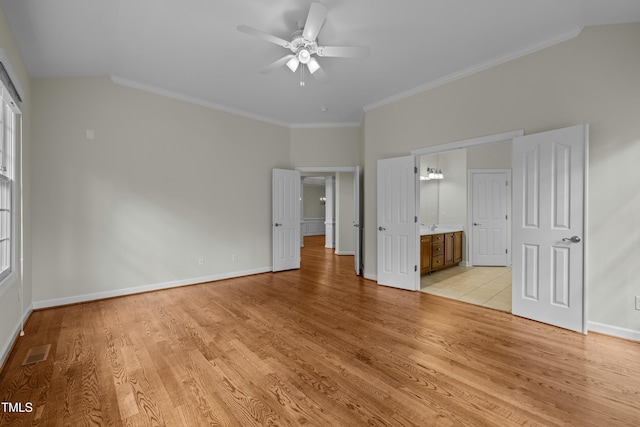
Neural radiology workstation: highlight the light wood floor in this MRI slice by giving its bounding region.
[1,236,639,426]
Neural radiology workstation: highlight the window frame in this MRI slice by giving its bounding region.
[0,82,19,294]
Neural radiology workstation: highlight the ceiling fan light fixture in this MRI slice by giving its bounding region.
[286,56,300,72]
[307,57,320,74]
[297,49,311,64]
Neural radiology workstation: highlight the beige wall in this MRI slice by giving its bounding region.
[0,7,32,364]
[290,127,361,167]
[31,77,291,303]
[467,141,511,170]
[336,172,355,254]
[303,184,325,218]
[363,23,640,333]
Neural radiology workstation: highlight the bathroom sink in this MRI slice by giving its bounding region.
[420,224,464,235]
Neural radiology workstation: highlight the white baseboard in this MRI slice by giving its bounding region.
[364,272,377,282]
[32,267,272,310]
[335,250,355,256]
[588,321,640,342]
[1,302,34,370]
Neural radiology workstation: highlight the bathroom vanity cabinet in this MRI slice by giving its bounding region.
[421,231,462,275]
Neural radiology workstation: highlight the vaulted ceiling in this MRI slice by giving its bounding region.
[3,0,640,127]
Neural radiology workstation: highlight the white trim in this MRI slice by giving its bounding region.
[32,267,271,310]
[0,49,25,102]
[296,166,359,174]
[291,122,361,129]
[411,130,524,156]
[364,272,377,282]
[0,302,32,369]
[588,322,640,343]
[110,75,291,128]
[110,75,362,129]
[364,27,583,113]
[335,250,355,256]
[583,125,590,336]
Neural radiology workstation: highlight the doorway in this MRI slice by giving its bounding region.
[416,139,515,312]
[296,166,362,276]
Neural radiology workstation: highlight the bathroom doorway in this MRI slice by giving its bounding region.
[413,130,521,312]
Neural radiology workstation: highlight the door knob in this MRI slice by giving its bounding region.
[354,224,360,228]
[473,223,482,226]
[562,236,581,243]
[378,226,386,231]
[274,223,282,227]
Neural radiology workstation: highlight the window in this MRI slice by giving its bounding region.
[0,80,18,286]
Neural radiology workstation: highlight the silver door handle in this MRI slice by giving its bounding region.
[562,236,581,243]
[378,226,386,231]
[354,224,360,228]
[274,223,282,227]
[473,223,482,226]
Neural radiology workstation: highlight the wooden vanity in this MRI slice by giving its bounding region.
[421,231,462,275]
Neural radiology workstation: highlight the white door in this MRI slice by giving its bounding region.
[471,170,509,266]
[272,168,301,272]
[377,156,419,290]
[353,166,361,275]
[512,125,588,333]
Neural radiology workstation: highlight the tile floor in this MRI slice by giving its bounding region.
[420,266,512,312]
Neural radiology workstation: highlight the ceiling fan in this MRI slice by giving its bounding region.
[237,2,369,85]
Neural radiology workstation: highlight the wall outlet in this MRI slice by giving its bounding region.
[232,254,239,262]
[198,257,204,266]
[636,296,640,311]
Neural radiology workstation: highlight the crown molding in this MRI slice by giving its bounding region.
[290,121,362,129]
[110,75,364,130]
[110,75,292,128]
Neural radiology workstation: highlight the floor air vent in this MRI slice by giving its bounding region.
[22,344,51,366]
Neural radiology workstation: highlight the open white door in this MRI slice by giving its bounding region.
[470,170,510,266]
[377,156,419,290]
[512,125,588,333]
[353,166,361,275]
[273,168,301,272]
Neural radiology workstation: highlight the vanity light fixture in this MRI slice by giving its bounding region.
[421,168,444,181]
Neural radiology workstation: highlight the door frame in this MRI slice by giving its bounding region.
[412,129,524,273]
[296,166,362,275]
[467,169,512,267]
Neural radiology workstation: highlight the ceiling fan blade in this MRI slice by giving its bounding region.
[317,46,370,58]
[302,3,328,41]
[237,25,290,48]
[310,64,327,82]
[259,54,295,74]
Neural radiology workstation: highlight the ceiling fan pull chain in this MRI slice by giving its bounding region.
[300,64,305,86]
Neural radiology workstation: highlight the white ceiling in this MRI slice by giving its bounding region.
[3,0,640,127]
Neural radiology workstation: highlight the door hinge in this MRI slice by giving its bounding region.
[414,166,418,174]
[415,216,418,223]
[506,214,508,220]
[414,265,418,272]
[506,180,508,186]
[506,249,508,254]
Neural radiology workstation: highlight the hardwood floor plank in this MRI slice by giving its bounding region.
[1,236,639,425]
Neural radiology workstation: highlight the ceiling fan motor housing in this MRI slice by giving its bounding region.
[289,30,318,57]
